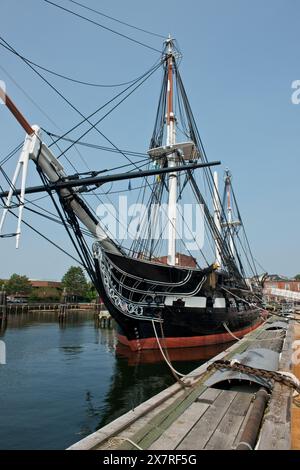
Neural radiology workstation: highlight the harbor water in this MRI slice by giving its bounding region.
[0,311,230,450]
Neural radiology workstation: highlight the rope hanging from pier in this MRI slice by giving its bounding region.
[151,319,206,386]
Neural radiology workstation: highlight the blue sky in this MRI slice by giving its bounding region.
[0,0,299,280]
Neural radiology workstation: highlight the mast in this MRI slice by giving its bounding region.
[223,169,241,259]
[165,36,177,266]
[213,171,222,267]
[225,170,234,257]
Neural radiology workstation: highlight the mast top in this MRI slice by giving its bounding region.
[224,168,232,179]
[165,34,175,53]
[163,35,181,61]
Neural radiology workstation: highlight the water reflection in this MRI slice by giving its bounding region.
[0,314,7,336]
[95,328,117,354]
[60,346,84,356]
[115,341,233,366]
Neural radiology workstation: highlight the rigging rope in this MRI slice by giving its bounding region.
[174,63,249,277]
[42,0,162,54]
[0,142,23,166]
[0,36,162,159]
[66,0,165,39]
[42,133,148,158]
[1,35,198,267]
[53,63,162,160]
[0,40,159,88]
[6,208,83,265]
[0,37,167,255]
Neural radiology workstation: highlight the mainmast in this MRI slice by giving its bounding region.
[165,36,177,266]
[148,36,200,265]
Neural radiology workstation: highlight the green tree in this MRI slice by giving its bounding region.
[294,274,300,280]
[62,266,88,301]
[6,274,32,295]
[84,281,97,302]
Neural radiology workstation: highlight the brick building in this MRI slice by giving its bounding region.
[29,280,63,300]
[264,279,300,293]
[153,253,197,268]
[263,276,300,304]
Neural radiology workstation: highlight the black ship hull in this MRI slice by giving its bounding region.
[93,246,263,351]
[115,309,262,351]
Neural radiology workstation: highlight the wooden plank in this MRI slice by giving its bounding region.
[291,321,300,450]
[110,389,222,450]
[149,388,222,450]
[196,387,222,404]
[149,402,209,450]
[204,392,254,449]
[177,390,237,450]
[232,397,255,448]
[250,328,285,352]
[129,383,208,450]
[257,320,294,450]
[256,384,291,449]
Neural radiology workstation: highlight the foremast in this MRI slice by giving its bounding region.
[222,169,242,259]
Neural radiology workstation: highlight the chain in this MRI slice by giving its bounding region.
[207,360,300,394]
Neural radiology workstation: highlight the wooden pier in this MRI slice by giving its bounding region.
[0,290,7,332]
[2,302,98,315]
[68,313,300,451]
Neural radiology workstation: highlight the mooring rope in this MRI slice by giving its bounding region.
[151,319,188,382]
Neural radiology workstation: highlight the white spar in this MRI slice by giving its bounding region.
[0,131,37,247]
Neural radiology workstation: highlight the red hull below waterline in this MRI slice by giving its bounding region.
[117,320,263,351]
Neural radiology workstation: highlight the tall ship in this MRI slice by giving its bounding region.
[0,37,263,351]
